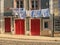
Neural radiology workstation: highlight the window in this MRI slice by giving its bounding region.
[32,5,34,8]
[20,1,24,8]
[32,1,34,5]
[35,1,38,8]
[20,1,23,4]
[31,0,34,10]
[44,22,48,28]
[16,0,24,8]
[20,4,23,8]
[31,0,39,10]
[17,1,19,8]
[41,0,49,9]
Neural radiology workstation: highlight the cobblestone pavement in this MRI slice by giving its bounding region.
[0,34,60,45]
[0,38,60,45]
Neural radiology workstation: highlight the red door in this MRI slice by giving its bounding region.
[31,19,40,36]
[15,19,25,35]
[5,18,11,32]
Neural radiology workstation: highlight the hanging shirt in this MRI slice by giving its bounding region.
[30,10,41,18]
[41,8,50,17]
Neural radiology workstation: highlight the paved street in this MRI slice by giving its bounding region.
[0,38,60,45]
[0,34,60,45]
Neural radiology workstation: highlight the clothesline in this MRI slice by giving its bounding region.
[12,8,50,19]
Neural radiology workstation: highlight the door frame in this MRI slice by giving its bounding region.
[14,18,26,35]
[29,18,41,35]
[4,16,12,33]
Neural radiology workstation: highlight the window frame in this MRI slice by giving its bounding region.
[31,0,39,10]
[16,0,24,8]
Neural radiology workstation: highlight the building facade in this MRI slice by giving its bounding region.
[53,0,60,31]
[0,0,53,36]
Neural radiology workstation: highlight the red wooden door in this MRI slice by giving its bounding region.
[31,19,40,36]
[15,19,25,35]
[5,18,11,32]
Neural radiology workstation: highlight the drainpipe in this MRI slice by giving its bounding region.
[52,14,54,37]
